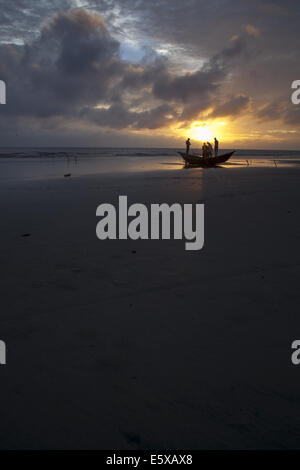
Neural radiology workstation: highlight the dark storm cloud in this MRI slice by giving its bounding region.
[0,0,299,144]
[91,0,300,126]
[256,102,284,121]
[255,99,300,127]
[152,68,219,103]
[0,7,254,133]
[208,95,251,119]
[0,9,122,117]
[283,107,300,126]
[97,0,300,56]
[83,102,178,129]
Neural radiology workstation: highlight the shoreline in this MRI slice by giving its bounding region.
[0,153,300,186]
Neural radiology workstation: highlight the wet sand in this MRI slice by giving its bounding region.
[0,155,300,449]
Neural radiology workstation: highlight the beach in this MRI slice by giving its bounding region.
[0,150,300,449]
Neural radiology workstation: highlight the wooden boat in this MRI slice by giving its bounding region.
[177,150,235,167]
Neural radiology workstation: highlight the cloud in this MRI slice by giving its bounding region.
[256,100,300,127]
[0,2,299,146]
[0,0,72,44]
[0,9,123,118]
[0,7,256,136]
[283,107,300,126]
[208,95,251,119]
[83,102,178,129]
[242,24,260,37]
[256,101,284,121]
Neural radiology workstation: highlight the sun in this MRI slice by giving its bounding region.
[178,120,228,144]
[190,125,214,142]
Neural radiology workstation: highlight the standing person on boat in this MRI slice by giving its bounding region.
[202,142,207,158]
[214,137,219,157]
[186,138,191,155]
[208,142,213,157]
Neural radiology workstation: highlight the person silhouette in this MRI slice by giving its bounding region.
[214,137,219,157]
[186,138,191,155]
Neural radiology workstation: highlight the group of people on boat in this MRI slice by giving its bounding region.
[185,137,219,158]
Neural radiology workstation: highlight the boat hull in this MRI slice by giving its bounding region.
[178,150,235,166]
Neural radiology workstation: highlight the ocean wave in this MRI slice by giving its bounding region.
[0,147,299,159]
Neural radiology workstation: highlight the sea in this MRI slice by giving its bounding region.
[0,147,299,159]
[0,147,299,182]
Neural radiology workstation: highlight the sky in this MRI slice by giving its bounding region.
[0,0,299,148]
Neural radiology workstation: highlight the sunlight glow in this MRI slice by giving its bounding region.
[190,125,214,141]
[186,121,228,143]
